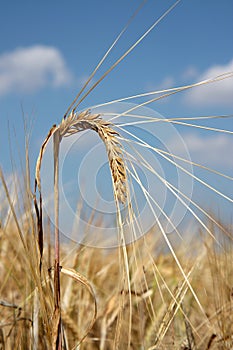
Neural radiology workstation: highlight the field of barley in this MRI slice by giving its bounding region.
[0,211,233,349]
[0,1,233,349]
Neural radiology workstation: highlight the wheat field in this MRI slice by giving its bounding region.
[0,1,233,349]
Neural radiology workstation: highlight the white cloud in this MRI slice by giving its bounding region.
[169,133,233,168]
[184,59,233,106]
[0,45,72,95]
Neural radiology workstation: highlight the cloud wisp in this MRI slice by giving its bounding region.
[0,45,72,96]
[169,132,233,168]
[184,59,233,107]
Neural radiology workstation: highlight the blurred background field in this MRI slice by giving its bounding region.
[0,188,232,349]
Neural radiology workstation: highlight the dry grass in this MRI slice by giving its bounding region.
[0,215,232,349]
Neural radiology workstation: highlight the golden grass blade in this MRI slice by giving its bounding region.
[35,124,58,193]
[160,119,233,134]
[105,111,232,122]
[107,72,233,121]
[181,303,197,350]
[0,168,27,252]
[93,72,233,111]
[116,114,233,135]
[34,124,58,271]
[52,128,62,350]
[147,280,190,349]
[61,267,97,348]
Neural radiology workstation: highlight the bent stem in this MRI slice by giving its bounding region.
[34,110,129,347]
[53,128,62,349]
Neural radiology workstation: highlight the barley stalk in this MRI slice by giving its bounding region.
[34,108,128,349]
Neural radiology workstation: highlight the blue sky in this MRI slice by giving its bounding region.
[0,1,233,237]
